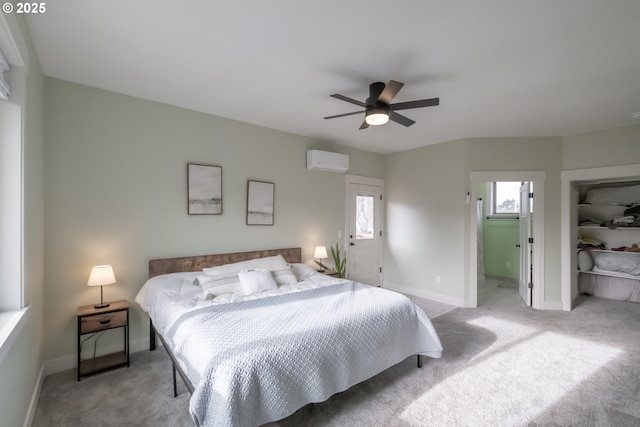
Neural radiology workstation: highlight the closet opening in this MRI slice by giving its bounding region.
[561,164,640,310]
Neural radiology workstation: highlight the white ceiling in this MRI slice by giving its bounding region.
[24,0,640,154]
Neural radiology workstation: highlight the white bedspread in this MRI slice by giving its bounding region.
[137,269,442,427]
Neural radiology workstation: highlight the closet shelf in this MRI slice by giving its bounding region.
[579,270,640,281]
[578,225,640,230]
[579,249,640,281]
[588,249,640,255]
[578,203,640,207]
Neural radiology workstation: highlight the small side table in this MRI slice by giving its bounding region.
[320,269,339,277]
[77,300,129,380]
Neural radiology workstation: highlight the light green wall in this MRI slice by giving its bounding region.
[0,13,45,427]
[477,184,519,280]
[483,219,519,279]
[43,78,384,362]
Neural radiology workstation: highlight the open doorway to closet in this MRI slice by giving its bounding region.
[560,164,640,310]
[469,171,546,309]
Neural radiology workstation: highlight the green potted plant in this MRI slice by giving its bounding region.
[314,243,347,278]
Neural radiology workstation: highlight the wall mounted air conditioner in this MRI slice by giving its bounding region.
[306,150,349,172]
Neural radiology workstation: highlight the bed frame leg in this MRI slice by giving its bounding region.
[172,364,178,397]
[417,355,423,368]
[150,318,156,351]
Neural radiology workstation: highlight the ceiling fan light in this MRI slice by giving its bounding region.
[366,108,389,126]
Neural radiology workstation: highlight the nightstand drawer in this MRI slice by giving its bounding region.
[80,310,127,334]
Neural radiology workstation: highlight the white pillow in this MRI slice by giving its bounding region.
[202,255,288,275]
[238,269,278,295]
[271,265,298,285]
[291,263,317,281]
[578,250,593,271]
[195,273,243,299]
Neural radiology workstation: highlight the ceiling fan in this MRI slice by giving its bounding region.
[324,80,439,130]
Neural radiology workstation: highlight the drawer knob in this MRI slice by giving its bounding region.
[99,319,111,325]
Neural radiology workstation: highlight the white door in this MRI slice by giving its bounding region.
[347,183,383,285]
[519,182,533,306]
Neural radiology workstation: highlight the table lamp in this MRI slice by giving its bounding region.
[313,246,328,272]
[87,265,116,308]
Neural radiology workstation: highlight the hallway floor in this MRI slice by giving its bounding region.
[478,275,526,308]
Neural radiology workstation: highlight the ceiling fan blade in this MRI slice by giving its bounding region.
[390,111,416,127]
[330,94,366,107]
[324,110,365,120]
[390,97,440,111]
[359,120,369,130]
[377,80,404,105]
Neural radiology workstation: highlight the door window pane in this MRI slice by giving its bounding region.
[356,195,374,239]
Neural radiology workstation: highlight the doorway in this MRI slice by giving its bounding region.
[469,171,546,309]
[478,181,531,306]
[344,175,384,286]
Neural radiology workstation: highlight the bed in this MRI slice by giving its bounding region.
[136,247,443,427]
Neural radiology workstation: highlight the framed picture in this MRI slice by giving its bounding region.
[246,180,274,225]
[187,163,222,215]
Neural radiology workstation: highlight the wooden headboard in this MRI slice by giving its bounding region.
[148,247,302,278]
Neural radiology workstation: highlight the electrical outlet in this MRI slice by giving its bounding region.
[436,276,441,284]
[338,230,342,238]
[506,262,511,269]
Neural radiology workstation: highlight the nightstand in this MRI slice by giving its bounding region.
[77,300,129,380]
[320,269,339,277]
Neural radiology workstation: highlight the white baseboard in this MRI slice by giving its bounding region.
[384,282,464,307]
[43,336,158,376]
[23,363,44,427]
[542,300,565,311]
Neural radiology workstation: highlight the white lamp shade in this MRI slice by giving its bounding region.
[87,265,116,287]
[314,246,328,259]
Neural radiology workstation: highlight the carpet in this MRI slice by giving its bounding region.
[33,295,640,426]
[33,350,192,427]
[279,295,640,426]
